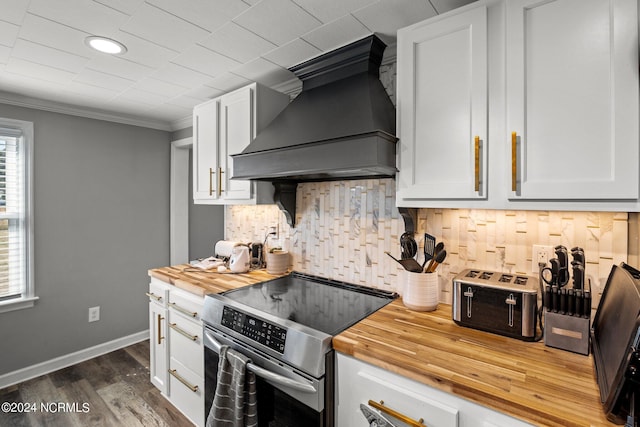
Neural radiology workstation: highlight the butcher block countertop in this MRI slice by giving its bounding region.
[333,300,612,427]
[148,264,285,296]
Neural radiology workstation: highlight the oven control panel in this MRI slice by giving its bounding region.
[221,306,287,353]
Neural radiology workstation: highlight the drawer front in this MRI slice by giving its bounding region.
[169,311,203,378]
[339,361,458,427]
[169,358,204,427]
[169,289,204,321]
[148,279,169,307]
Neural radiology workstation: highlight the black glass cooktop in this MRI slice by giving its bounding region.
[221,272,397,336]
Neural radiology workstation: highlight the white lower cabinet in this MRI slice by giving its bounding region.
[148,280,169,394]
[148,278,204,427]
[336,353,532,427]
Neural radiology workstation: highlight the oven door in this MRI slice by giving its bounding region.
[204,326,330,426]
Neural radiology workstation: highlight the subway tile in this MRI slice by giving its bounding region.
[225,178,628,311]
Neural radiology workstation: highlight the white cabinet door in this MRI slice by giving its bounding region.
[149,301,168,393]
[220,86,253,200]
[506,0,639,200]
[397,5,488,202]
[193,99,220,202]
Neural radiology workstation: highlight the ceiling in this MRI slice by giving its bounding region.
[0,0,476,131]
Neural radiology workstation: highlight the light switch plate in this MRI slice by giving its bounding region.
[88,306,100,322]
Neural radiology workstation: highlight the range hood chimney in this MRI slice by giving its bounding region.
[232,35,397,227]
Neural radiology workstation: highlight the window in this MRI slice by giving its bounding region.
[0,118,35,313]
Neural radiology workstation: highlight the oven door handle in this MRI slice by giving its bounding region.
[204,331,317,394]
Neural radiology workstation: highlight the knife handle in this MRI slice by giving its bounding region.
[567,288,575,316]
[559,288,567,315]
[511,132,517,192]
[575,289,583,317]
[544,285,552,312]
[583,290,591,319]
[551,285,559,312]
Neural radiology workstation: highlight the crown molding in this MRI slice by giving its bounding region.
[0,91,173,131]
[170,115,193,132]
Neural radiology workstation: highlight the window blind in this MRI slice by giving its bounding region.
[0,132,25,301]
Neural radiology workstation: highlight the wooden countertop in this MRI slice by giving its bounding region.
[333,300,612,427]
[148,264,285,296]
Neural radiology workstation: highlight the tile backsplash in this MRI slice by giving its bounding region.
[225,178,627,308]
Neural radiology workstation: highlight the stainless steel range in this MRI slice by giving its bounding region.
[202,272,397,426]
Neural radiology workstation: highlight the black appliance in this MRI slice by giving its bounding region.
[591,263,640,425]
[452,269,539,341]
[202,272,397,426]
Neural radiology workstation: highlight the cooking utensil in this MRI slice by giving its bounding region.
[422,233,436,268]
[400,232,418,259]
[385,251,423,273]
[425,242,444,272]
[425,249,446,273]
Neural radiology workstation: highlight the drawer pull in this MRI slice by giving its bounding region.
[168,369,199,392]
[146,292,162,302]
[170,323,198,341]
[169,302,198,318]
[368,400,425,427]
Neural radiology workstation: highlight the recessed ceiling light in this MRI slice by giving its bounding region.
[85,36,127,55]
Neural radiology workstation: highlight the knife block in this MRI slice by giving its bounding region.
[544,310,590,355]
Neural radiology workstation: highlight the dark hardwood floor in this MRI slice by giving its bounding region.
[0,340,194,427]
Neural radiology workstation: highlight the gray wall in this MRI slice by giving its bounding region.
[0,103,170,375]
[170,125,224,260]
[188,149,224,259]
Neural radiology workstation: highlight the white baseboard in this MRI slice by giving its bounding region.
[0,330,149,389]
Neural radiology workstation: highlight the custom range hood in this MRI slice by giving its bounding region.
[231,34,397,227]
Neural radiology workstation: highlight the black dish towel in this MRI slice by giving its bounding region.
[206,345,258,427]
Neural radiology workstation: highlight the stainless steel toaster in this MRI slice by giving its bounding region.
[452,269,539,341]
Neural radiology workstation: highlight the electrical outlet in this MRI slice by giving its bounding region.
[88,306,100,323]
[269,224,279,240]
[532,245,554,273]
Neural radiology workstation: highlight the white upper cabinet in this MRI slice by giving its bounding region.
[193,83,289,205]
[506,0,639,201]
[396,5,488,203]
[396,0,640,211]
[193,98,220,202]
[220,86,253,200]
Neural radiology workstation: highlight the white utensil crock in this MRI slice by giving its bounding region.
[402,270,439,312]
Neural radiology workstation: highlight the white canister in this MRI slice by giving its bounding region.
[402,270,439,312]
[229,246,250,273]
[265,250,290,275]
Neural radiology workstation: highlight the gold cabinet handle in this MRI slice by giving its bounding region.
[209,167,214,196]
[170,323,198,341]
[169,302,198,318]
[217,167,224,197]
[511,131,517,192]
[157,314,164,345]
[367,400,425,427]
[168,369,199,392]
[146,292,162,302]
[474,135,480,192]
